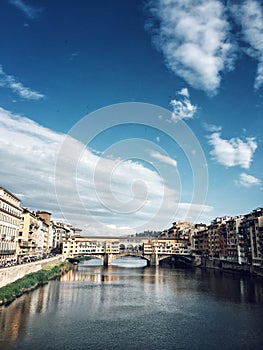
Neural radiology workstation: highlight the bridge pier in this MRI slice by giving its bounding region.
[150,254,159,267]
[103,253,113,266]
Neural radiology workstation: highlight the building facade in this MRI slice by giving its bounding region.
[0,187,22,267]
[239,208,263,266]
[17,208,39,262]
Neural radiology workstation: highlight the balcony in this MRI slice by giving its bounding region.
[20,240,30,248]
[0,249,16,255]
[29,223,39,230]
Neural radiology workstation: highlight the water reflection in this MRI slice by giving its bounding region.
[0,263,263,350]
[80,258,103,266]
[0,281,60,348]
[112,256,147,268]
[195,269,263,304]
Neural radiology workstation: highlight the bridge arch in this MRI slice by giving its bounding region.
[71,254,104,262]
[158,255,193,267]
[119,244,125,252]
[112,252,151,264]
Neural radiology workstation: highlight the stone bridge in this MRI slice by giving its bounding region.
[63,236,200,267]
[63,237,197,266]
[72,252,195,267]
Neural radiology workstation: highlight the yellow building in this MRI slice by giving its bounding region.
[18,208,39,262]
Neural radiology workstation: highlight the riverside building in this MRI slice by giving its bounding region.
[193,209,263,269]
[17,208,39,262]
[239,208,263,267]
[0,187,22,267]
[36,211,51,257]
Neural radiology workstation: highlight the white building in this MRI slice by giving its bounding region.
[0,187,22,266]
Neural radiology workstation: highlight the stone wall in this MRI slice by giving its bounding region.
[201,257,263,276]
[0,256,63,288]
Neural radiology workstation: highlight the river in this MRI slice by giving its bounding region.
[0,257,263,350]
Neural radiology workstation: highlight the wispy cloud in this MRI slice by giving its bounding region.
[150,151,177,167]
[208,132,257,169]
[69,52,79,61]
[170,88,197,121]
[202,122,222,132]
[0,107,215,234]
[0,65,44,100]
[237,172,261,188]
[177,202,213,213]
[0,107,164,234]
[148,0,234,94]
[9,0,42,19]
[231,0,263,90]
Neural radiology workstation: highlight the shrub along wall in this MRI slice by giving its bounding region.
[0,256,63,288]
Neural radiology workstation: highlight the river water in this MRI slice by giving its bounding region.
[0,257,263,350]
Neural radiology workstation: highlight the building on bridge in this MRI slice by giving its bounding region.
[62,235,150,259]
[150,238,191,255]
[62,235,195,266]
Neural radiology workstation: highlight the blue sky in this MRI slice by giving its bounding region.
[0,0,262,235]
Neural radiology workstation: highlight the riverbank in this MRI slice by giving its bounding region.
[0,261,72,306]
[0,255,64,288]
[201,257,263,277]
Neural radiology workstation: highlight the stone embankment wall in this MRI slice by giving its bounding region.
[201,257,263,276]
[0,256,63,288]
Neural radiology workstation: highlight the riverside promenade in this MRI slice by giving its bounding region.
[0,255,63,288]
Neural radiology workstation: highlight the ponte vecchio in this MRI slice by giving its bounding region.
[62,235,199,267]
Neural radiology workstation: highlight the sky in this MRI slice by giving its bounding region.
[0,0,262,235]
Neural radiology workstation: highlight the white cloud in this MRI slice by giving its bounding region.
[238,173,261,188]
[150,151,177,167]
[148,0,234,94]
[203,122,222,132]
[169,202,214,225]
[0,107,213,234]
[178,88,189,98]
[177,202,213,213]
[170,89,197,121]
[231,0,263,90]
[208,133,257,169]
[9,0,41,19]
[0,65,44,100]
